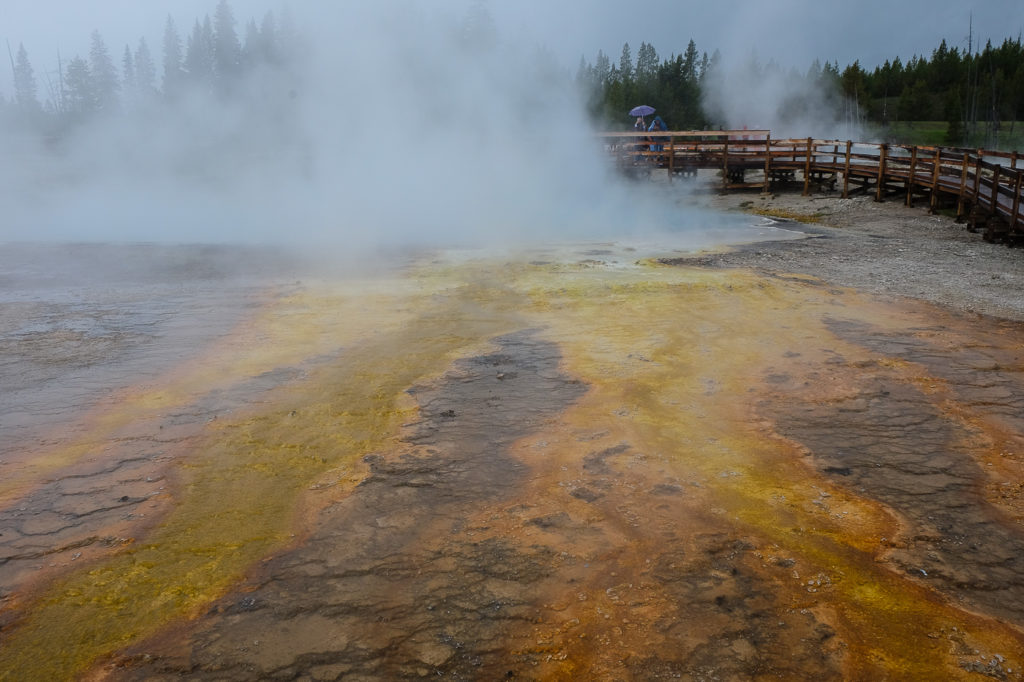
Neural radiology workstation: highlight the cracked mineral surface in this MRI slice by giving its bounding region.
[1,217,1023,681]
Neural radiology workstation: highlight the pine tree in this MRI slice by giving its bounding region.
[706,50,722,80]
[184,17,215,89]
[619,43,633,82]
[841,61,867,127]
[276,7,298,63]
[89,31,120,111]
[898,80,930,121]
[242,19,260,69]
[461,0,497,53]
[162,15,184,96]
[806,59,822,81]
[135,38,157,101]
[682,39,699,82]
[595,50,611,84]
[259,11,279,65]
[64,56,95,116]
[213,0,241,89]
[945,89,964,144]
[575,55,587,82]
[122,45,137,99]
[635,42,658,83]
[13,43,40,112]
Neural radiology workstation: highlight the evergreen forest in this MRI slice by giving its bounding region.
[577,37,1024,148]
[3,1,1023,149]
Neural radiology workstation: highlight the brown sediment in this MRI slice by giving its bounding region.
[0,283,425,603]
[768,311,1024,623]
[102,316,850,681]
[0,277,516,679]
[2,251,1024,680]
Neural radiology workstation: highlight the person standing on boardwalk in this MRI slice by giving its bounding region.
[634,116,650,159]
[648,115,667,152]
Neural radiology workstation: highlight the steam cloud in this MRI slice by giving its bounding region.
[701,53,864,141]
[1,3,725,250]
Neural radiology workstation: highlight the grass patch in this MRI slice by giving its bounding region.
[874,121,1024,151]
[752,207,827,224]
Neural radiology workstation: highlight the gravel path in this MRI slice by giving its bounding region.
[685,185,1024,321]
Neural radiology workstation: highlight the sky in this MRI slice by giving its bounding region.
[501,0,1022,70]
[2,0,1021,96]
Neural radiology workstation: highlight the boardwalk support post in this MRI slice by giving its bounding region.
[906,146,918,207]
[842,140,852,198]
[929,148,942,213]
[668,135,675,180]
[722,136,729,189]
[1012,170,1022,234]
[972,150,983,202]
[802,137,812,196]
[957,151,970,219]
[875,143,888,202]
[991,163,1001,213]
[984,164,1005,242]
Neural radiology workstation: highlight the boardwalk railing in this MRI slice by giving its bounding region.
[600,131,1024,243]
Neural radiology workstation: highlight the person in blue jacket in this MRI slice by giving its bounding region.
[648,115,668,152]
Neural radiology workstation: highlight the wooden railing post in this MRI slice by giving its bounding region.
[722,136,730,188]
[842,140,852,198]
[906,146,918,207]
[803,137,812,195]
[668,135,675,179]
[1011,170,1022,233]
[875,143,888,202]
[972,150,983,204]
[957,151,970,218]
[762,133,771,193]
[990,163,1001,213]
[929,148,942,213]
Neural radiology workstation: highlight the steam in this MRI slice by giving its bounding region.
[701,52,864,141]
[1,3,726,250]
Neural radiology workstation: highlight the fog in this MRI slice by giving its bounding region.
[0,3,732,251]
[4,1,1016,249]
[701,54,864,141]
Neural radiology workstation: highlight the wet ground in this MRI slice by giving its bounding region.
[0,237,1022,680]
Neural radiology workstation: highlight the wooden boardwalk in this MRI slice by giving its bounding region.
[600,131,1024,244]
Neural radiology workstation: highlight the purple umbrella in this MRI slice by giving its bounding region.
[629,105,655,117]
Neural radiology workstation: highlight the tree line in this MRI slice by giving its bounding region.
[576,34,1024,148]
[3,0,300,136]
[4,1,1024,150]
